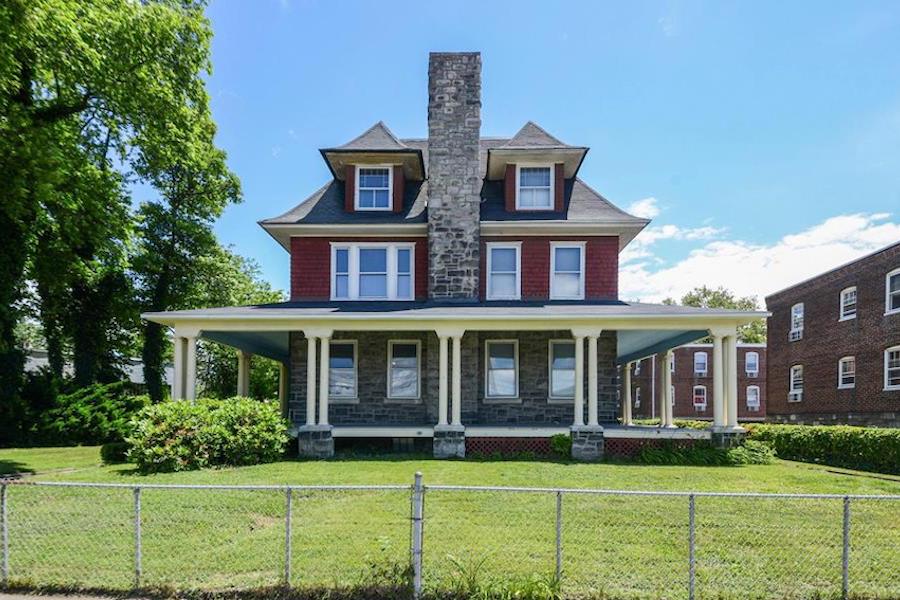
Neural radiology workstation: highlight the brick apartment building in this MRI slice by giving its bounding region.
[628,343,766,422]
[766,241,900,427]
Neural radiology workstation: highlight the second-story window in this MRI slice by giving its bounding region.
[331,243,414,301]
[789,303,804,341]
[693,351,708,376]
[887,269,900,315]
[355,166,392,210]
[840,287,857,320]
[516,166,553,209]
[486,243,521,300]
[745,351,759,377]
[550,243,585,299]
[692,386,707,411]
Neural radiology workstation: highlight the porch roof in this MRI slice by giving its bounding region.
[143,300,766,365]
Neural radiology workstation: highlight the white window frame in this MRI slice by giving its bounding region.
[885,346,900,391]
[693,351,708,376]
[515,164,555,210]
[839,286,857,321]
[328,340,358,402]
[837,356,856,390]
[670,353,676,373]
[746,385,761,411]
[692,385,707,411]
[789,303,804,341]
[789,364,803,402]
[634,361,641,376]
[484,339,520,401]
[354,165,393,212]
[330,242,415,301]
[386,340,421,402]
[745,351,760,377]
[549,242,586,300]
[886,268,900,316]
[548,340,576,402]
[634,387,641,408]
[486,242,522,300]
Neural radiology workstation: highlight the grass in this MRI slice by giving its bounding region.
[1,446,899,599]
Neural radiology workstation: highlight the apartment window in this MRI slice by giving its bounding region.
[745,351,760,377]
[669,354,676,373]
[549,341,576,400]
[634,387,641,408]
[694,351,708,376]
[634,361,641,376]
[516,165,553,209]
[838,356,856,389]
[885,346,900,390]
[355,166,392,210]
[550,243,585,299]
[670,385,675,406]
[387,341,420,400]
[887,269,900,315]
[789,365,804,402]
[330,243,414,301]
[746,386,761,411]
[486,243,521,300]
[839,287,857,320]
[789,303,804,341]
[692,386,707,411]
[329,341,357,400]
[485,340,518,399]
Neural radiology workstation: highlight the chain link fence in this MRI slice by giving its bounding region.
[1,478,898,599]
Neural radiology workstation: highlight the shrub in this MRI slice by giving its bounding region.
[36,382,148,446]
[637,439,775,466]
[100,441,130,464]
[549,433,571,458]
[747,424,900,475]
[127,397,289,473]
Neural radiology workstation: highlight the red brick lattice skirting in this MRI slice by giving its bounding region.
[466,437,553,456]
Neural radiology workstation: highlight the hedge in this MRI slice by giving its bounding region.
[747,424,900,475]
[36,382,149,446]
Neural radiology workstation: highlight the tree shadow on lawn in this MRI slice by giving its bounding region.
[0,459,36,477]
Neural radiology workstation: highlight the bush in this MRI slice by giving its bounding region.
[747,424,900,475]
[549,433,571,458]
[127,397,289,473]
[100,441,130,464]
[637,439,775,466]
[36,382,149,446]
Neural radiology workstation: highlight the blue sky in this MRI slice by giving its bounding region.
[185,0,900,303]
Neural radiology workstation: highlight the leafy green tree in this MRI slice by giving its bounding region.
[663,286,766,342]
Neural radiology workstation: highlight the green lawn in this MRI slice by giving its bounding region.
[2,446,899,599]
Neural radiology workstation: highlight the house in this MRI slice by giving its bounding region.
[766,241,900,427]
[25,349,174,388]
[629,343,766,422]
[143,52,764,459]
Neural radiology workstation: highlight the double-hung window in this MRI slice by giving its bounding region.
[692,386,707,411]
[789,365,804,402]
[486,243,521,300]
[693,351,708,376]
[840,287,857,320]
[550,243,585,299]
[516,166,553,209]
[669,354,676,373]
[485,340,518,399]
[387,341,420,400]
[789,303,804,341]
[549,341,576,400]
[746,386,761,411]
[329,341,357,400]
[355,166,392,210]
[634,387,641,408]
[331,243,414,301]
[838,356,856,389]
[885,346,900,390]
[745,351,760,377]
[634,361,641,376]
[887,269,900,315]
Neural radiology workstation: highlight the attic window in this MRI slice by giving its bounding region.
[355,166,392,210]
[516,166,553,209]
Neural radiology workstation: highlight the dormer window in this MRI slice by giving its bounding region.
[355,166,392,211]
[516,165,554,210]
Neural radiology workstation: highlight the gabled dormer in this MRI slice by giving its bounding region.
[485,122,588,213]
[319,121,425,214]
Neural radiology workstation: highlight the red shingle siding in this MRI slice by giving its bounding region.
[554,163,564,212]
[290,237,428,301]
[343,165,355,212]
[392,165,404,213]
[479,236,619,301]
[504,164,515,211]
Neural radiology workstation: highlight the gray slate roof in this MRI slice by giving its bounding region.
[501,121,577,149]
[331,121,409,151]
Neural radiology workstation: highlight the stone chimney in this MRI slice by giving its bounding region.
[427,52,482,301]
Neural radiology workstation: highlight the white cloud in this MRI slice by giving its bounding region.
[620,213,900,303]
[626,197,661,219]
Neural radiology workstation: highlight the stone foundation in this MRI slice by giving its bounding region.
[570,426,605,461]
[710,427,745,449]
[297,425,334,458]
[433,425,466,458]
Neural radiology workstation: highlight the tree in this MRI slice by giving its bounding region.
[663,286,766,342]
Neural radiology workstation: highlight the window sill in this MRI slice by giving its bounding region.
[550,295,585,301]
[885,309,900,317]
[885,386,900,392]
[329,396,359,404]
[385,397,421,404]
[486,296,521,301]
[547,397,574,405]
[483,396,522,404]
[694,372,708,378]
[837,384,855,390]
[838,315,856,322]
[353,206,392,212]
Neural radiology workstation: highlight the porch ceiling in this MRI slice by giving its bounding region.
[201,331,290,364]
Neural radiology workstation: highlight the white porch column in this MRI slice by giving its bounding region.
[711,333,725,428]
[171,336,185,400]
[318,336,331,426]
[622,362,633,426]
[726,333,739,428]
[237,350,251,397]
[305,336,317,426]
[451,334,463,426]
[573,335,585,427]
[278,362,288,415]
[659,351,675,427]
[437,335,449,426]
[587,334,599,427]
[184,336,198,402]
[664,350,675,427]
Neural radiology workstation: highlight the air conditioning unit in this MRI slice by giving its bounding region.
[693,403,707,411]
[789,329,803,342]
[746,370,759,378]
[695,370,708,377]
[788,391,803,403]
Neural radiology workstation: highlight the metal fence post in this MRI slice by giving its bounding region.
[285,487,293,586]
[133,487,141,588]
[555,491,562,582]
[2,483,8,587]
[842,496,850,600]
[688,494,696,600]
[411,472,424,599]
